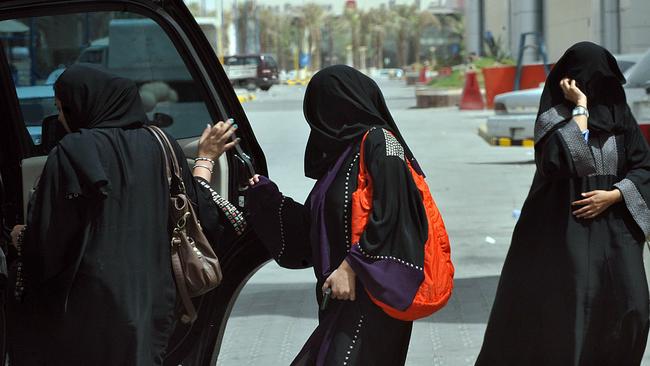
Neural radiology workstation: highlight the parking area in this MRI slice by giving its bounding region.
[217,81,530,365]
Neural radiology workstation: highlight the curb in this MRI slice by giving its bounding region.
[286,79,310,86]
[237,93,256,103]
[478,125,534,147]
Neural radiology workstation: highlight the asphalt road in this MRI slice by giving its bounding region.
[216,81,650,366]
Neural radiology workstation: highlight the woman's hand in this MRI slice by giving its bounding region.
[322,260,356,301]
[572,190,622,219]
[10,225,26,249]
[197,120,240,162]
[560,78,588,107]
[560,78,589,131]
[248,174,261,187]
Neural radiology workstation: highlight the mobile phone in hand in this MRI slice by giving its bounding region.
[320,288,332,311]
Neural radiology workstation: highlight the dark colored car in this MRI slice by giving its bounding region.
[0,1,271,365]
[224,54,279,91]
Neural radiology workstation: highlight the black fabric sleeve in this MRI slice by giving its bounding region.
[535,119,595,178]
[613,108,650,238]
[246,176,312,269]
[22,148,86,291]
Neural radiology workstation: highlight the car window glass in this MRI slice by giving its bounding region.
[0,12,213,149]
[263,56,277,68]
[225,56,241,65]
[244,57,259,66]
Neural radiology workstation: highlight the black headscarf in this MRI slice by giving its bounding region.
[537,42,627,135]
[51,64,149,199]
[303,65,421,179]
[54,63,147,131]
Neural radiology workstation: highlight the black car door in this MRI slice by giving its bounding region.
[0,1,271,364]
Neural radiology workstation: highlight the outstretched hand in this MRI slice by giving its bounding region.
[197,120,240,162]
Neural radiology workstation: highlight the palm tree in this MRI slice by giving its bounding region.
[301,3,325,71]
[235,1,256,54]
[367,6,392,68]
[344,7,360,68]
[392,4,417,68]
[413,10,440,65]
[258,7,277,54]
[221,9,233,56]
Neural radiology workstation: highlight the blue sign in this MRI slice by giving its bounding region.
[299,53,311,68]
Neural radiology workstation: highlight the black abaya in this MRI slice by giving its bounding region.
[476,43,650,366]
[7,65,236,366]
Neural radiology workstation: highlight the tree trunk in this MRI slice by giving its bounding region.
[312,27,322,71]
[352,21,360,68]
[377,32,384,69]
[414,30,421,65]
[397,29,406,67]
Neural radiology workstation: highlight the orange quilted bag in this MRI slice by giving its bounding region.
[350,131,454,321]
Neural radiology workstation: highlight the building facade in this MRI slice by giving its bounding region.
[466,0,650,63]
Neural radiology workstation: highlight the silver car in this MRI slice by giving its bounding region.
[482,52,647,144]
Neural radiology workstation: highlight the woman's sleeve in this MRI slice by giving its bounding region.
[345,128,428,311]
[246,176,312,269]
[613,108,650,238]
[535,119,596,178]
[22,149,86,290]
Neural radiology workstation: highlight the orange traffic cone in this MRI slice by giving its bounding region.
[459,70,485,110]
[419,66,428,83]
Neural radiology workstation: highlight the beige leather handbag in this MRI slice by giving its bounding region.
[146,125,222,324]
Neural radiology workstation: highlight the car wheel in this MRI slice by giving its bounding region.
[245,81,257,92]
[260,85,271,91]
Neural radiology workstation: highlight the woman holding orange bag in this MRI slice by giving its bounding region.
[247,65,453,365]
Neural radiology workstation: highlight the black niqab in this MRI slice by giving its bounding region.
[537,41,627,135]
[303,65,421,179]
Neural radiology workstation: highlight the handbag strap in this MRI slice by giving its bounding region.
[146,125,199,323]
[171,244,198,323]
[145,125,184,194]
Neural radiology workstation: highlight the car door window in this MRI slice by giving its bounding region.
[1,12,213,147]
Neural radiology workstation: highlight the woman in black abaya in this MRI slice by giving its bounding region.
[246,65,430,365]
[476,42,650,365]
[7,64,244,366]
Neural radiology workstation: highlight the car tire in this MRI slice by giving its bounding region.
[245,81,257,92]
[260,85,271,91]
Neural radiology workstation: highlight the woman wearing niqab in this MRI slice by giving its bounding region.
[246,65,429,365]
[7,64,244,366]
[476,42,650,365]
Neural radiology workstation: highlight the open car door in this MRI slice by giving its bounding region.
[0,1,271,364]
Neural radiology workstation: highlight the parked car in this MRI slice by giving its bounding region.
[483,52,647,143]
[223,54,279,91]
[0,1,270,365]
